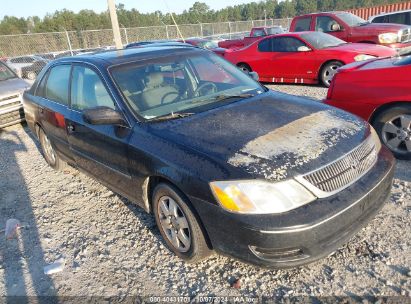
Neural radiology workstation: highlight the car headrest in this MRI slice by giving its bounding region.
[145,72,164,88]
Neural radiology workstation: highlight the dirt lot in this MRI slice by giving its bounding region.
[0,85,410,300]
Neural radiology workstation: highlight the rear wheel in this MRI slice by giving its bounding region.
[38,128,66,170]
[237,63,251,74]
[152,183,211,263]
[373,104,411,160]
[320,61,343,87]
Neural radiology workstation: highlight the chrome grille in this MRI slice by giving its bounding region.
[298,136,378,196]
[400,28,411,43]
[0,94,22,112]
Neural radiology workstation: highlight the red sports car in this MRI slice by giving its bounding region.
[325,50,411,159]
[223,31,396,87]
[179,38,226,57]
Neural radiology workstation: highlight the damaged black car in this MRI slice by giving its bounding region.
[23,45,395,267]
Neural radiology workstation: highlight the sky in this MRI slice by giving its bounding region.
[1,0,255,19]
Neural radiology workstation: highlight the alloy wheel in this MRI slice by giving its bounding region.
[323,64,340,86]
[382,114,411,154]
[157,195,191,253]
[42,132,56,164]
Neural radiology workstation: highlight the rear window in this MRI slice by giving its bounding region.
[294,17,311,32]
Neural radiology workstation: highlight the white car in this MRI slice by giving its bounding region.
[0,61,30,128]
[370,9,411,26]
[5,55,49,80]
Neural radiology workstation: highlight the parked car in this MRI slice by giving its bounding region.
[223,31,396,87]
[218,26,285,49]
[5,55,49,80]
[290,11,411,49]
[125,40,179,48]
[179,38,226,56]
[0,61,30,128]
[23,45,395,267]
[325,48,411,159]
[370,10,411,26]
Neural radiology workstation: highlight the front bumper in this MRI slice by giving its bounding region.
[191,147,395,267]
[387,41,411,49]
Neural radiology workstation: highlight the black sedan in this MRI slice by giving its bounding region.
[23,45,395,267]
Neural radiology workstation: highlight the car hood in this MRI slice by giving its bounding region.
[355,22,410,33]
[326,43,396,56]
[145,91,369,181]
[0,78,30,99]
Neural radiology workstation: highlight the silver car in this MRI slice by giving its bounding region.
[0,61,30,128]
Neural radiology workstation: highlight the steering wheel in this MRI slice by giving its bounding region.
[161,92,179,104]
[194,82,218,97]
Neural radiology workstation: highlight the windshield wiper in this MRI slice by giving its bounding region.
[147,112,195,122]
[191,93,256,104]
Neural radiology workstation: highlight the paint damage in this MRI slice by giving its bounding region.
[228,110,364,181]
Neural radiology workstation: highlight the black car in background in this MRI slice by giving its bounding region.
[23,46,395,267]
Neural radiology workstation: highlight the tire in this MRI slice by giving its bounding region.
[320,61,343,87]
[237,63,251,74]
[152,183,211,263]
[26,71,37,80]
[372,104,411,160]
[38,128,66,170]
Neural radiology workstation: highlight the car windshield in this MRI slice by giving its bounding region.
[266,27,284,35]
[197,40,218,49]
[300,32,347,49]
[0,62,17,81]
[337,12,368,27]
[110,51,264,120]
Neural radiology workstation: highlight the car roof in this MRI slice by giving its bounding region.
[370,9,411,19]
[295,11,348,17]
[54,45,203,67]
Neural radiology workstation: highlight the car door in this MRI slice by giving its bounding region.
[34,64,73,162]
[265,36,314,81]
[66,64,135,198]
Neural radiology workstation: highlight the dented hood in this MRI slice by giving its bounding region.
[146,91,369,181]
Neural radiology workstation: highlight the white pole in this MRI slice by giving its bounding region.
[107,0,123,49]
[65,30,73,56]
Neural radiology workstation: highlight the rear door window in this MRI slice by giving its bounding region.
[45,65,71,106]
[294,17,312,32]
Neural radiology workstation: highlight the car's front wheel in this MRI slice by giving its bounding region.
[373,105,411,160]
[320,61,343,87]
[38,128,66,170]
[152,183,211,263]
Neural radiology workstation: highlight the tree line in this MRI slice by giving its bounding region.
[0,0,408,35]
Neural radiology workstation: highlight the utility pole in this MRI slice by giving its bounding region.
[107,0,123,49]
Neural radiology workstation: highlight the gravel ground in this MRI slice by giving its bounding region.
[0,85,410,301]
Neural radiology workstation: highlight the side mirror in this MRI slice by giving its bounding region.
[83,106,127,126]
[331,23,342,32]
[297,46,312,52]
[249,71,259,81]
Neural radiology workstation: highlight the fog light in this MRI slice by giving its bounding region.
[249,246,308,261]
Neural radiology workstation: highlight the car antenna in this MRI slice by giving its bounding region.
[163,0,185,43]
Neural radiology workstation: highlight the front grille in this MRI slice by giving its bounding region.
[0,108,25,127]
[400,28,411,43]
[299,136,377,196]
[0,94,22,111]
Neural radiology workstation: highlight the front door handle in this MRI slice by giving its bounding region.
[39,107,44,114]
[67,124,75,133]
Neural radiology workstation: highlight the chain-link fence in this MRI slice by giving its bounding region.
[0,18,292,58]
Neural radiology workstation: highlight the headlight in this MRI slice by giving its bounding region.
[378,32,399,44]
[210,179,316,214]
[354,54,376,62]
